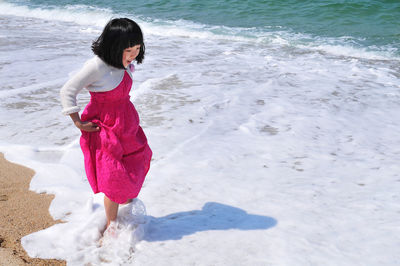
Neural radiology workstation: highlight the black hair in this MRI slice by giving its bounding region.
[92,18,145,69]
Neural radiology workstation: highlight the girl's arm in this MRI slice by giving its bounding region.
[60,58,100,115]
[69,112,100,132]
[60,58,102,132]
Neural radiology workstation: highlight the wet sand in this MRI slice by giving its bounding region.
[0,153,65,265]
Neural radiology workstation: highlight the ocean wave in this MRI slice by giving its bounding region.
[143,19,399,60]
[0,1,398,61]
[0,1,113,26]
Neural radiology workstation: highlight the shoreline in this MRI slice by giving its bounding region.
[0,152,65,265]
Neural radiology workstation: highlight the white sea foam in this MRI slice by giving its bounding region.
[0,8,399,266]
[0,78,65,97]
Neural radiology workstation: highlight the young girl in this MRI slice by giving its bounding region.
[60,18,152,230]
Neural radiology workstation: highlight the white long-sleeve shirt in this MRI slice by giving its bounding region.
[60,56,134,115]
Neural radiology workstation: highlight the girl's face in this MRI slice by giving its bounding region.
[122,44,141,68]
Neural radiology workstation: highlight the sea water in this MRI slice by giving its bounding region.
[0,0,399,265]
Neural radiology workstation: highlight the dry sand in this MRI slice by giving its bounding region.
[0,152,65,265]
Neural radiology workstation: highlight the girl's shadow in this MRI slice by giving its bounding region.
[143,202,277,241]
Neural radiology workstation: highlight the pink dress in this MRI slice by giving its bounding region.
[79,69,152,204]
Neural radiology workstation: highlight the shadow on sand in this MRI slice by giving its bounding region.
[143,202,277,241]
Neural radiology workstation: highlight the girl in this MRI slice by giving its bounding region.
[60,18,152,230]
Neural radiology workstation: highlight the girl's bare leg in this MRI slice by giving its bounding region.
[104,195,119,227]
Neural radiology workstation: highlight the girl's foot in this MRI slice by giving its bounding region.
[104,221,118,238]
[98,221,119,246]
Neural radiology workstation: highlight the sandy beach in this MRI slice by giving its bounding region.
[0,152,65,265]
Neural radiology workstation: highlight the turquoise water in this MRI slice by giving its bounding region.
[7,0,400,54]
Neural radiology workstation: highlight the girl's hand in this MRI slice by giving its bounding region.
[69,112,100,132]
[75,121,100,132]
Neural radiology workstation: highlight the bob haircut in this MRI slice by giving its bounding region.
[92,18,145,69]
